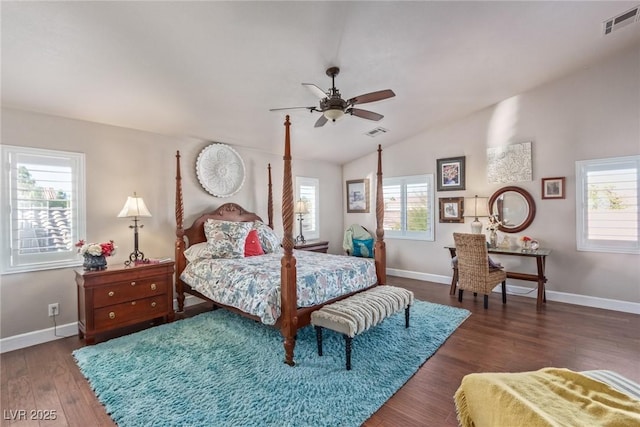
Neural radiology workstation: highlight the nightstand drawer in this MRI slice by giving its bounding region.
[93,276,168,308]
[94,296,168,330]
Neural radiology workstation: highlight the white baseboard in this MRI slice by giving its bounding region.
[0,294,206,354]
[0,322,79,354]
[3,275,637,354]
[386,268,640,315]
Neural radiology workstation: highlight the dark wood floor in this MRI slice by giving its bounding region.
[2,277,639,427]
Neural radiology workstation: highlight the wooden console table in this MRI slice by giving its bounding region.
[446,246,551,311]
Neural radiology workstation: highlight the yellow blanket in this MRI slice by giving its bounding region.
[454,368,640,427]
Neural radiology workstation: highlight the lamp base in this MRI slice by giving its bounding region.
[470,219,483,234]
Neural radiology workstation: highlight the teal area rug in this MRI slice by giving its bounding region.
[73,300,469,427]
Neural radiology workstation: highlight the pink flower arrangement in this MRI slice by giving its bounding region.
[519,236,532,242]
[75,240,116,257]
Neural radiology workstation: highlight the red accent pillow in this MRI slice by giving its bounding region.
[244,229,265,257]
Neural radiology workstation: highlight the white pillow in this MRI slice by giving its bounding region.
[183,242,212,263]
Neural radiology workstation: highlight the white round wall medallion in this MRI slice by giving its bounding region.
[196,143,246,197]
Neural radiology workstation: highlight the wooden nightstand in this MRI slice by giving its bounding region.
[294,240,329,253]
[76,261,175,344]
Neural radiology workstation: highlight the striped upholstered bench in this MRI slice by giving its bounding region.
[310,285,414,370]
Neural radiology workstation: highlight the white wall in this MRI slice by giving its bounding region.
[344,46,640,305]
[0,109,343,340]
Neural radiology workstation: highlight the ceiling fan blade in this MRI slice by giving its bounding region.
[314,115,328,128]
[269,106,317,112]
[302,83,327,99]
[347,89,395,106]
[349,108,384,121]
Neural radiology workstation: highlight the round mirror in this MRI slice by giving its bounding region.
[489,186,536,233]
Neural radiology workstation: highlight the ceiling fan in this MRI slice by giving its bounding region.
[270,67,395,128]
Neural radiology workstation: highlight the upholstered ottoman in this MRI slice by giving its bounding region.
[310,285,414,370]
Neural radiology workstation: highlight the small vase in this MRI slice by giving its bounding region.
[521,240,531,252]
[489,230,498,248]
[83,254,107,271]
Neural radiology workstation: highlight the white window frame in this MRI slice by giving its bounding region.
[295,176,319,241]
[1,145,86,274]
[576,155,639,254]
[383,174,435,241]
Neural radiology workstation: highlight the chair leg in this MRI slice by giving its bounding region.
[502,280,507,304]
[458,289,463,302]
[484,294,489,309]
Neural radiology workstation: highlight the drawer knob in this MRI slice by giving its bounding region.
[109,312,115,319]
[131,301,136,306]
[151,301,157,308]
[130,281,136,286]
[108,291,115,297]
[151,283,157,290]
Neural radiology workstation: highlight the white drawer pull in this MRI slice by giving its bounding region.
[108,291,115,297]
[130,281,136,286]
[109,312,115,319]
[151,283,157,290]
[151,302,157,308]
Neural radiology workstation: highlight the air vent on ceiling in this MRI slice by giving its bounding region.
[365,127,389,137]
[603,5,639,35]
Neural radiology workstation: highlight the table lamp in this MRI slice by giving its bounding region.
[294,199,309,244]
[463,195,489,234]
[117,192,152,265]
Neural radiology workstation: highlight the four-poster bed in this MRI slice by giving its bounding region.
[174,115,387,366]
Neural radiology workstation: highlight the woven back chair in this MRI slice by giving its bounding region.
[453,232,507,309]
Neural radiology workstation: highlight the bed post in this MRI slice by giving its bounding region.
[374,144,387,285]
[267,163,274,229]
[280,115,298,366]
[175,151,186,312]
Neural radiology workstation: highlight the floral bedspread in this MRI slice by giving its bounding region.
[180,250,377,325]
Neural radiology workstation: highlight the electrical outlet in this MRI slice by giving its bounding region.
[48,303,59,317]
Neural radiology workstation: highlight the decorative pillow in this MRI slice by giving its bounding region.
[183,242,214,263]
[244,229,265,257]
[204,219,252,259]
[352,238,374,258]
[253,221,282,254]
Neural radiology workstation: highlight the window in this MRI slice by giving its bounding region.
[295,176,319,241]
[1,145,86,274]
[383,174,434,241]
[576,155,639,254]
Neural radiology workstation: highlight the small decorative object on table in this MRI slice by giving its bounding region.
[486,215,502,248]
[76,240,116,271]
[530,239,540,251]
[520,236,532,252]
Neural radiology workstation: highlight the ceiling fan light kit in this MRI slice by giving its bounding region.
[324,108,344,121]
[270,66,395,127]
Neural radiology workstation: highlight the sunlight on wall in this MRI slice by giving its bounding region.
[487,96,520,147]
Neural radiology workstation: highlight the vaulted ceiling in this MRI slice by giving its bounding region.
[2,1,639,164]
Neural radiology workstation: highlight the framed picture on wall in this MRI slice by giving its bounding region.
[436,156,466,191]
[541,177,566,199]
[439,197,464,223]
[346,179,370,213]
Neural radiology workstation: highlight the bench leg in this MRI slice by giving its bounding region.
[314,326,323,356]
[344,335,352,370]
[405,305,411,328]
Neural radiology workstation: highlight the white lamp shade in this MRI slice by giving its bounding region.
[117,195,152,218]
[463,197,490,218]
[294,200,309,214]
